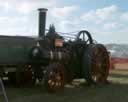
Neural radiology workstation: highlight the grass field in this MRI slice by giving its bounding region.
[1,69,128,102]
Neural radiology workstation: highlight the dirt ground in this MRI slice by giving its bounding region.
[1,69,128,102]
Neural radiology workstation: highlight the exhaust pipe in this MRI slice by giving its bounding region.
[38,8,48,38]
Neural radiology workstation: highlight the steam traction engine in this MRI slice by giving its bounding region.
[29,8,110,91]
[0,8,109,92]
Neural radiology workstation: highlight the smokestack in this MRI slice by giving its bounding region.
[38,8,48,38]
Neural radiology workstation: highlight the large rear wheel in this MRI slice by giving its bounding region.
[83,44,110,85]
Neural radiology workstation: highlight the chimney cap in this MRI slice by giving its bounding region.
[38,8,48,12]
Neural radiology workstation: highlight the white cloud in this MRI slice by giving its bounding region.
[120,12,128,21]
[16,0,58,14]
[51,6,78,19]
[96,5,118,20]
[0,15,28,25]
[0,15,30,35]
[103,22,118,30]
[0,0,78,35]
[80,5,128,32]
[46,5,78,32]
[15,2,38,14]
[81,5,119,24]
[0,1,11,12]
[0,0,58,14]
[81,10,96,22]
[0,1,128,44]
[0,0,59,36]
[76,5,128,43]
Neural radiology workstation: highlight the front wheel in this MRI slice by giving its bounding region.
[44,63,65,92]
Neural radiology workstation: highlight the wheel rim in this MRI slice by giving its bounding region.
[91,45,109,83]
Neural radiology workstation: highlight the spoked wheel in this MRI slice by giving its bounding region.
[83,44,110,85]
[76,30,93,44]
[44,63,65,92]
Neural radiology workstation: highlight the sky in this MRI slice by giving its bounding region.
[0,0,128,44]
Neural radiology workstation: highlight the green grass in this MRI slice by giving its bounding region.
[1,70,128,102]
